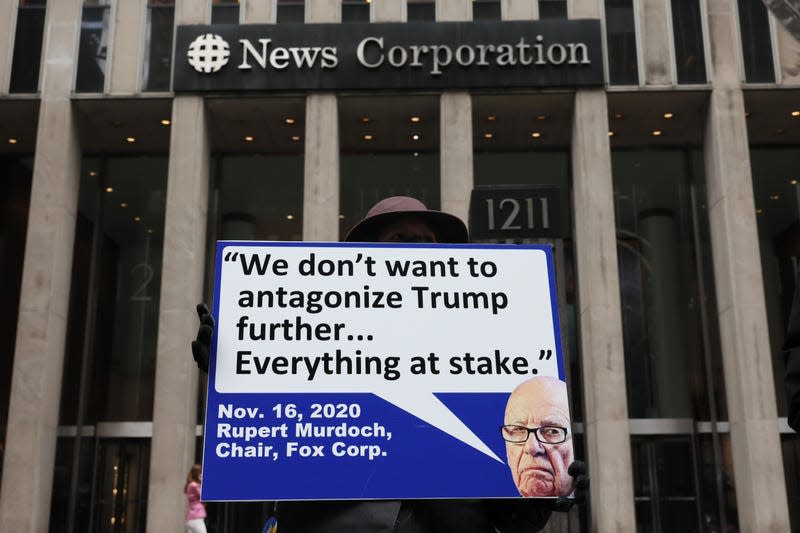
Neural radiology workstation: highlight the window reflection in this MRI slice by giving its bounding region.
[470,94,580,422]
[277,0,304,23]
[142,0,175,91]
[0,157,33,490]
[93,439,150,533]
[605,0,639,85]
[670,0,707,84]
[473,0,501,20]
[737,0,775,83]
[539,0,568,19]
[49,437,96,533]
[751,148,800,418]
[212,156,304,241]
[408,0,435,22]
[343,0,370,22]
[339,96,440,239]
[212,0,240,24]
[473,152,581,418]
[9,0,46,93]
[613,150,724,419]
[632,435,739,531]
[61,157,168,424]
[76,0,111,93]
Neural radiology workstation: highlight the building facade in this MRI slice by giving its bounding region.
[0,0,798,531]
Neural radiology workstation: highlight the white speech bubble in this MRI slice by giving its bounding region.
[212,243,563,463]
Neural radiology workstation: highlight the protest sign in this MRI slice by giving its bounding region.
[201,241,571,501]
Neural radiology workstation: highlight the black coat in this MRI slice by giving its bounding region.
[785,271,800,432]
[275,499,552,533]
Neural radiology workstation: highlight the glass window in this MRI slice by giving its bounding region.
[605,0,639,85]
[60,157,168,424]
[408,0,435,21]
[539,0,568,19]
[92,439,150,533]
[473,0,501,20]
[9,0,47,93]
[737,0,775,83]
[212,0,240,24]
[343,0,370,22]
[613,150,726,420]
[48,437,96,533]
[205,97,305,301]
[339,96,440,239]
[751,148,800,418]
[632,437,700,530]
[142,0,175,92]
[75,0,111,93]
[671,0,707,84]
[471,94,581,420]
[474,152,581,416]
[212,155,304,241]
[0,157,33,489]
[276,0,304,23]
[632,435,739,531]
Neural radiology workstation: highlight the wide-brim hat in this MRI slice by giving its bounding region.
[344,196,469,243]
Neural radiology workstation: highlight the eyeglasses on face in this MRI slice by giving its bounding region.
[500,424,568,444]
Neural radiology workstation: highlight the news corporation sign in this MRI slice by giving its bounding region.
[173,20,604,92]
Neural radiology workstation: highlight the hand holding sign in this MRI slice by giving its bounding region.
[192,303,214,373]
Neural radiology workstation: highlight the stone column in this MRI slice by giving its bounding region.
[501,0,537,19]
[704,89,790,533]
[242,0,275,23]
[0,1,82,532]
[639,0,673,85]
[570,0,636,529]
[437,0,472,223]
[145,1,211,532]
[704,0,790,527]
[571,90,636,533]
[0,0,17,93]
[108,0,147,94]
[303,0,341,241]
[372,0,404,21]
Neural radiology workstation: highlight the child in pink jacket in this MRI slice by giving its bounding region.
[185,464,207,533]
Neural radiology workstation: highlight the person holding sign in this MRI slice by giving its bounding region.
[192,196,588,532]
[502,377,575,498]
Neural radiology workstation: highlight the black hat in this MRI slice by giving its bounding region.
[344,196,469,243]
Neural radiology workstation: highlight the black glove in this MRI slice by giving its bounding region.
[191,303,214,373]
[550,460,589,512]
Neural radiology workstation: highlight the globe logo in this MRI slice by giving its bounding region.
[187,33,231,73]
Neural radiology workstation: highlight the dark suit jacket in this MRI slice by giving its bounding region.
[275,499,552,533]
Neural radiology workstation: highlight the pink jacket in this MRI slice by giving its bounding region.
[185,481,207,521]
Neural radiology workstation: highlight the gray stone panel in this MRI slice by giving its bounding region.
[0,1,82,530]
[570,89,637,533]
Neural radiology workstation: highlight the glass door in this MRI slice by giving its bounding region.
[631,435,703,532]
[90,438,150,533]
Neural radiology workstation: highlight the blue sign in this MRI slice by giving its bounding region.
[201,242,572,501]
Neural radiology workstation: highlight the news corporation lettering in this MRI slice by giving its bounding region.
[232,34,591,76]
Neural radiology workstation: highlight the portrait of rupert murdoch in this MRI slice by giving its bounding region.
[501,376,574,498]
